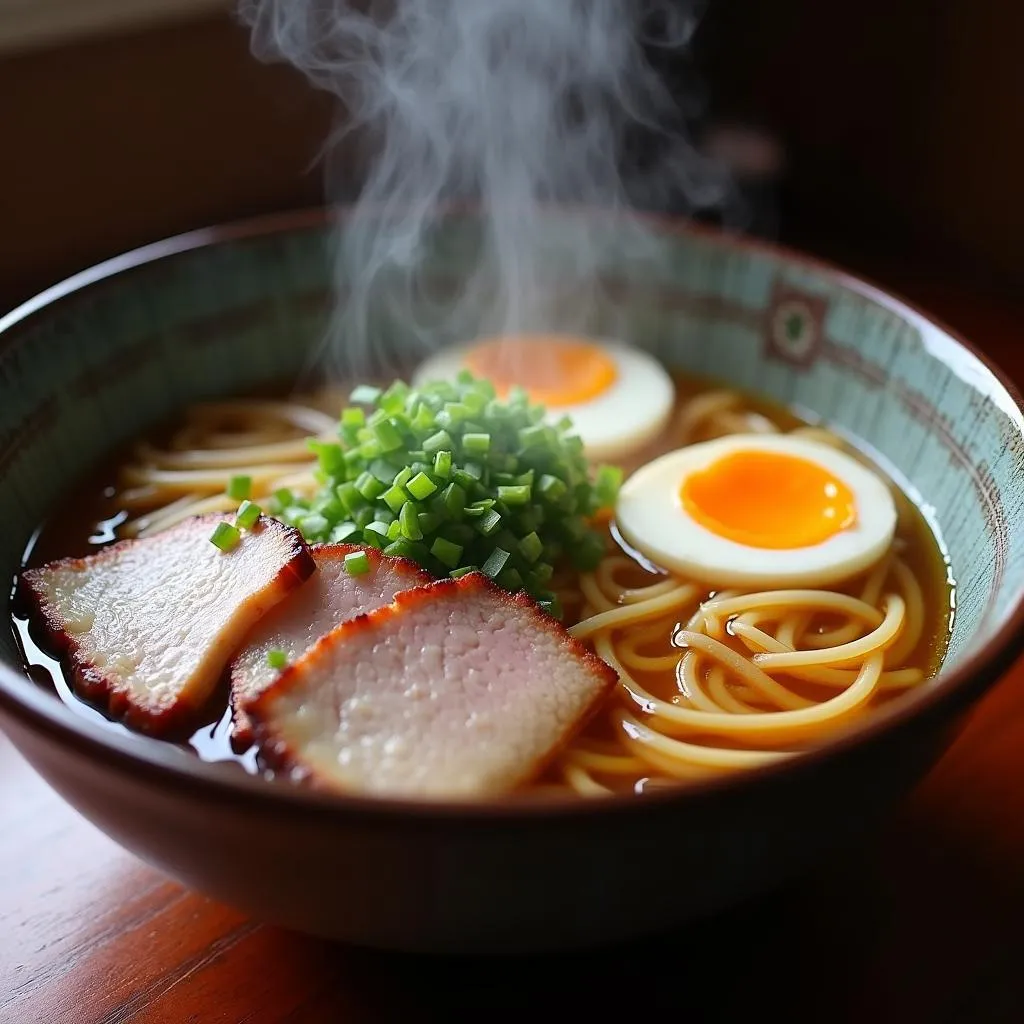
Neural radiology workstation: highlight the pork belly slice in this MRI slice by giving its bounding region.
[247,573,618,799]
[20,514,315,734]
[229,544,432,743]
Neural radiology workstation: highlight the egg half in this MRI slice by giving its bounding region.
[412,333,675,461]
[615,434,898,589]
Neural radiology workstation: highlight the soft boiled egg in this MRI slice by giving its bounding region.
[615,434,897,589]
[411,333,675,462]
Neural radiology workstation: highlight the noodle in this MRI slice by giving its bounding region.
[551,391,941,796]
[117,400,326,538]
[104,383,946,798]
[567,582,700,640]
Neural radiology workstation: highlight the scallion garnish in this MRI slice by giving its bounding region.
[407,472,438,500]
[266,649,289,670]
[462,432,491,455]
[210,521,241,552]
[227,475,252,500]
[480,546,511,578]
[430,536,463,569]
[432,450,452,479]
[267,373,619,617]
[344,550,371,576]
[235,499,261,530]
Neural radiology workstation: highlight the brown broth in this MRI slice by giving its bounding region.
[10,375,956,787]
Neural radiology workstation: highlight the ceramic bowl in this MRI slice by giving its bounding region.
[1,209,1023,955]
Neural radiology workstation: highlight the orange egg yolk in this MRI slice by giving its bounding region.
[463,334,617,406]
[679,450,857,550]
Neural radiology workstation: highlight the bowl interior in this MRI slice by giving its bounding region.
[1,210,1022,727]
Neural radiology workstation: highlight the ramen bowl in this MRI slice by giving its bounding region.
[1,209,1022,955]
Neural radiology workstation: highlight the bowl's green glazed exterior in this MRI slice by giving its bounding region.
[1,209,1022,953]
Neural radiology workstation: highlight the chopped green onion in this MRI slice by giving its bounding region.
[441,481,466,518]
[518,424,548,449]
[594,464,623,507]
[350,472,379,502]
[538,474,568,504]
[438,402,470,429]
[299,513,329,539]
[571,531,607,571]
[412,404,437,432]
[227,475,251,500]
[235,500,261,530]
[364,521,390,543]
[373,418,404,452]
[379,380,409,413]
[266,649,289,670]
[474,508,502,537]
[497,484,531,506]
[407,472,438,500]
[453,469,480,493]
[330,521,360,543]
[516,506,543,534]
[417,510,443,535]
[309,440,344,474]
[369,458,397,484]
[497,567,524,592]
[519,531,544,564]
[449,566,479,580]
[432,450,452,479]
[430,536,463,569]
[381,484,408,514]
[399,501,423,541]
[530,562,554,585]
[333,482,358,513]
[422,429,454,454]
[210,521,241,552]
[341,407,365,430]
[344,550,371,576]
[441,522,475,547]
[481,547,511,579]
[344,507,368,530]
[352,506,374,530]
[269,372,616,611]
[384,539,419,560]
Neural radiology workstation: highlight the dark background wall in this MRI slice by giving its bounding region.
[1,1,1020,311]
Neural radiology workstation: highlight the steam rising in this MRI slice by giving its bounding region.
[240,0,730,376]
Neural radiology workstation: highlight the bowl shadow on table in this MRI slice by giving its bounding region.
[314,864,881,1020]
[298,791,1024,1023]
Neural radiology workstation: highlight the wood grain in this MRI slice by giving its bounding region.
[2,280,1024,1023]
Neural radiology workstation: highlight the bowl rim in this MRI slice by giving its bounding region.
[2,205,1023,825]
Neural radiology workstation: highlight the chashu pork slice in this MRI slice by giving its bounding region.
[229,544,431,743]
[20,514,315,734]
[247,573,618,799]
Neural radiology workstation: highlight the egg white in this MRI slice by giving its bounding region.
[615,434,898,589]
[411,339,675,462]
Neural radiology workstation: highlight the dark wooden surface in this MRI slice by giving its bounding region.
[1,277,1024,1023]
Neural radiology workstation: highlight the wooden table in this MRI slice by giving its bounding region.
[3,271,1023,1023]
